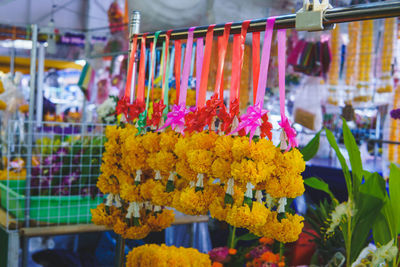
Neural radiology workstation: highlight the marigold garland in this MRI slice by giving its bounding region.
[126,244,211,267]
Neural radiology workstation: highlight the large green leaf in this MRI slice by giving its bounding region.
[350,172,385,262]
[342,119,363,195]
[304,177,336,202]
[373,200,397,246]
[301,130,321,161]
[389,164,400,234]
[325,128,352,197]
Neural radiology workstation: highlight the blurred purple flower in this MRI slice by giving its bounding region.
[208,247,230,263]
[390,108,400,119]
[249,245,270,259]
[43,155,59,166]
[62,171,80,185]
[56,147,68,157]
[53,186,70,196]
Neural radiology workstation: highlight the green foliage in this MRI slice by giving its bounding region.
[307,120,397,266]
[306,199,345,266]
[304,177,336,202]
[300,130,321,161]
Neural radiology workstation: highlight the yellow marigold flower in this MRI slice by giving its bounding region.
[283,148,306,174]
[266,173,305,199]
[126,244,211,267]
[175,187,216,215]
[120,183,142,203]
[175,176,189,190]
[214,135,233,160]
[142,131,161,153]
[174,136,190,160]
[91,203,121,227]
[105,125,120,141]
[231,136,251,161]
[176,160,197,182]
[231,159,271,186]
[250,138,276,163]
[0,100,7,110]
[0,80,4,94]
[155,150,177,173]
[209,196,231,221]
[145,209,174,232]
[151,183,175,207]
[226,202,269,229]
[211,157,232,182]
[251,212,304,243]
[116,216,152,240]
[19,104,29,113]
[187,149,214,174]
[190,131,218,150]
[160,130,178,152]
[96,174,119,195]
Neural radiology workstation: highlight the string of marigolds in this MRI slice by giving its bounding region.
[92,115,305,243]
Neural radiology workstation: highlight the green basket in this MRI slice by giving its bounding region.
[0,180,104,224]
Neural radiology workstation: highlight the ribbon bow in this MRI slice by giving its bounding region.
[230,102,268,142]
[136,110,148,134]
[115,96,130,117]
[148,101,166,129]
[158,104,189,134]
[278,117,298,151]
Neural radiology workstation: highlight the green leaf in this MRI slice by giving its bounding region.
[342,118,363,195]
[389,164,400,234]
[235,232,259,242]
[350,172,385,262]
[304,177,337,202]
[301,130,321,161]
[325,128,352,198]
[373,200,397,246]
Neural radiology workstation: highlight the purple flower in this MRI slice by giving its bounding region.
[249,245,270,259]
[390,108,400,119]
[52,186,70,195]
[56,148,69,157]
[62,171,80,185]
[208,247,230,263]
[43,155,59,166]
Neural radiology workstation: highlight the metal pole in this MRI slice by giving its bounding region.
[129,11,140,104]
[22,23,38,267]
[115,235,126,267]
[136,1,400,42]
[36,43,45,127]
[10,46,15,78]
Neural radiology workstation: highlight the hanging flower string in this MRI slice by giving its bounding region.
[92,18,306,246]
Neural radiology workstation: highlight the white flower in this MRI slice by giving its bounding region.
[371,239,398,267]
[97,97,116,123]
[326,199,356,235]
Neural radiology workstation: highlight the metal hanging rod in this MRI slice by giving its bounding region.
[134,1,400,42]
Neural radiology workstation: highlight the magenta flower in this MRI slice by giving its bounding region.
[208,247,230,263]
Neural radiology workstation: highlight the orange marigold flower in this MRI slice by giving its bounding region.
[228,248,237,255]
[212,262,224,267]
[259,237,274,245]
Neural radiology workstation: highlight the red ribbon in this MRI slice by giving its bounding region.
[174,40,182,105]
[136,33,148,104]
[252,32,260,104]
[229,20,250,105]
[124,35,138,100]
[214,22,232,99]
[197,24,216,108]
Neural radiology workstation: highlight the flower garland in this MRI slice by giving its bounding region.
[126,244,211,267]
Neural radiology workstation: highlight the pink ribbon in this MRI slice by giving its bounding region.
[255,17,275,107]
[278,117,298,149]
[158,104,189,134]
[230,102,268,142]
[179,27,195,106]
[278,29,298,150]
[195,38,204,106]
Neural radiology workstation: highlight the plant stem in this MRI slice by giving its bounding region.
[229,226,236,249]
[346,217,352,267]
[279,242,284,261]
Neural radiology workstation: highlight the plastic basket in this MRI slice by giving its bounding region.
[0,180,104,224]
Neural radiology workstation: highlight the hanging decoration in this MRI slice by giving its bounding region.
[92,17,305,245]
